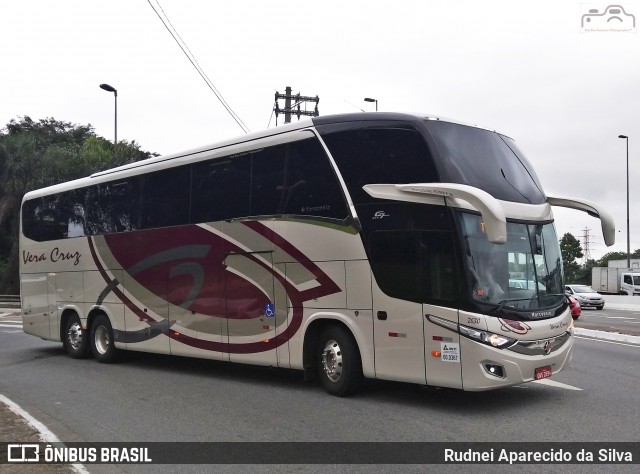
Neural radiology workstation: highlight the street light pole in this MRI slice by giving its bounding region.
[99,83,118,145]
[619,134,630,268]
[364,97,378,111]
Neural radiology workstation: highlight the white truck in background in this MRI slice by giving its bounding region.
[592,267,640,295]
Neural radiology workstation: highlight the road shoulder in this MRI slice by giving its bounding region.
[0,396,78,473]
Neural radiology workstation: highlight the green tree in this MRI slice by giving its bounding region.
[560,233,583,284]
[592,250,640,268]
[0,116,157,293]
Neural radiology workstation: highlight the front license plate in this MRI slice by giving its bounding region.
[535,366,552,380]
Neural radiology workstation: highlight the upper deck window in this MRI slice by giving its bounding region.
[250,137,348,219]
[22,136,347,241]
[318,126,440,205]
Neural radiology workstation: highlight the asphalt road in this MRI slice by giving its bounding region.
[575,307,640,336]
[1,305,639,473]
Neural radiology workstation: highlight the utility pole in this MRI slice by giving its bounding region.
[581,227,592,265]
[274,86,319,125]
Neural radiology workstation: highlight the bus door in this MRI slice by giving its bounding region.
[223,251,278,366]
[223,221,278,367]
[21,272,56,340]
[372,284,426,384]
[369,225,460,386]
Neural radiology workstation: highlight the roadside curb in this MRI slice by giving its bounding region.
[0,395,86,473]
[574,327,640,345]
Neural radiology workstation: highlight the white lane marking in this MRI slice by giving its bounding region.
[575,335,640,348]
[574,328,640,345]
[532,379,583,391]
[0,323,22,328]
[0,312,12,317]
[603,316,635,320]
[0,394,90,474]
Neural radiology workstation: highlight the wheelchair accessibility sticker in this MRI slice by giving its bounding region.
[581,4,636,32]
[264,303,275,318]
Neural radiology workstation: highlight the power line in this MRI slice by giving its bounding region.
[154,0,247,131]
[266,102,276,129]
[147,1,250,134]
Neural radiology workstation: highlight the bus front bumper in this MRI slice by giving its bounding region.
[459,331,574,391]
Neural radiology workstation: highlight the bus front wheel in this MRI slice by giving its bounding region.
[90,314,118,363]
[63,314,89,359]
[318,325,363,397]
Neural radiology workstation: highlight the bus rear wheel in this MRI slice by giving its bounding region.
[318,325,363,397]
[90,314,118,363]
[63,314,89,359]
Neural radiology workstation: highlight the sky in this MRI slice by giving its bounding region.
[1,0,639,260]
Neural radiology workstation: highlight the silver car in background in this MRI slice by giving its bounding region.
[565,284,605,310]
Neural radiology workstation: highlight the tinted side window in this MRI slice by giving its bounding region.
[22,190,86,241]
[319,127,439,205]
[86,179,140,234]
[250,138,348,219]
[370,230,456,303]
[22,199,42,241]
[251,145,288,216]
[284,138,348,219]
[21,136,350,241]
[140,166,190,229]
[361,202,457,304]
[191,154,251,222]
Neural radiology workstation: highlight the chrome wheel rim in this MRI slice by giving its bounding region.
[67,322,83,350]
[321,339,343,382]
[94,325,110,355]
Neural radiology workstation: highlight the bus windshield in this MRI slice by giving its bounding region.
[460,213,564,314]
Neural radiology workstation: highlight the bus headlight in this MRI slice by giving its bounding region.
[427,314,517,349]
[458,324,517,349]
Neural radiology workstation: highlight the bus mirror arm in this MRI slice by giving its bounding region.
[362,183,507,244]
[547,196,615,247]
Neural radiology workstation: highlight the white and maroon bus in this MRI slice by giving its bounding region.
[20,113,614,396]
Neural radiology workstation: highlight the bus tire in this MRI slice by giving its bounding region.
[318,325,363,397]
[63,313,90,359]
[90,314,118,363]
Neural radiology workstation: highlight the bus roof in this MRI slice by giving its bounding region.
[21,112,502,202]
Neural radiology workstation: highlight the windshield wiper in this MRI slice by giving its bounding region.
[492,298,533,314]
[538,293,567,303]
[493,294,566,315]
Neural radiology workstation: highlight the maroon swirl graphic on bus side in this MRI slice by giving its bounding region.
[88,221,341,353]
